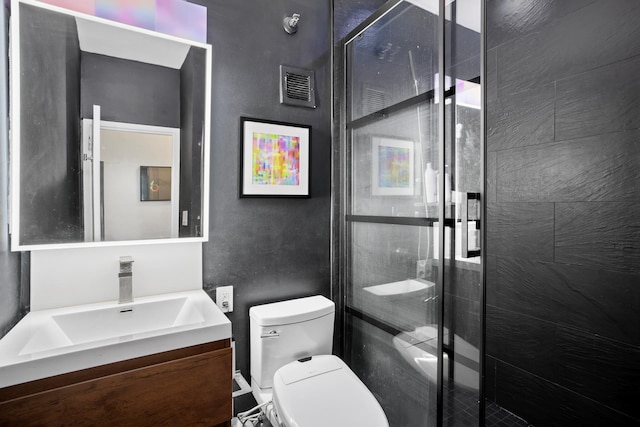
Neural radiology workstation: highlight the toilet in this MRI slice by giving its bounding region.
[249,295,389,427]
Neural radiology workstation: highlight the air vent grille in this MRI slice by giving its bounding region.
[280,65,316,108]
[286,73,311,101]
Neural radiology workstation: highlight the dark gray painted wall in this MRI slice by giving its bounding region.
[80,52,180,127]
[0,5,25,338]
[19,4,83,245]
[485,0,640,424]
[187,0,332,380]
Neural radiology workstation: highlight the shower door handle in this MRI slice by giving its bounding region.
[461,192,481,258]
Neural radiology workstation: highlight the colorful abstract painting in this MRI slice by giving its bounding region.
[240,118,310,197]
[252,133,300,186]
[378,146,411,188]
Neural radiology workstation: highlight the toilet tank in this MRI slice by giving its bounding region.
[250,296,335,389]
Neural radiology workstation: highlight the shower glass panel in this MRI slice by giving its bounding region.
[441,1,482,425]
[342,1,483,426]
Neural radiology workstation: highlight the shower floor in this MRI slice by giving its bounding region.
[485,402,532,427]
[442,382,531,426]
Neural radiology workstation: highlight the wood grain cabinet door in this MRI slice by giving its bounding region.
[0,345,232,426]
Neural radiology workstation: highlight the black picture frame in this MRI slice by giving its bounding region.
[239,117,311,198]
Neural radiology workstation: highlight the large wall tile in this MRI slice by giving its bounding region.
[486,151,496,203]
[497,129,640,202]
[487,83,554,152]
[495,361,637,426]
[485,256,497,307]
[486,0,597,50]
[486,306,556,378]
[484,356,497,402]
[487,203,554,261]
[486,47,497,102]
[554,326,640,419]
[445,294,481,350]
[555,202,640,274]
[496,0,640,95]
[494,257,639,346]
[556,55,640,140]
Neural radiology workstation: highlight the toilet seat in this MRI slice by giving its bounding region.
[272,355,389,427]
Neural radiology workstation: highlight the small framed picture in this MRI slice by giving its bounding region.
[371,137,414,196]
[140,166,171,201]
[239,117,311,198]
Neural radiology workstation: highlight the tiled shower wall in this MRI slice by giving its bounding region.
[485,0,640,424]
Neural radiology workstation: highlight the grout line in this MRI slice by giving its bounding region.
[552,202,556,262]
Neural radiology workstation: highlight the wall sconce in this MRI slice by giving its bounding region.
[283,13,300,34]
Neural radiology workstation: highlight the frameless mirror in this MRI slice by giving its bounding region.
[10,0,211,250]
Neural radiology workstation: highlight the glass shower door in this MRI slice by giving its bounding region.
[341,1,483,426]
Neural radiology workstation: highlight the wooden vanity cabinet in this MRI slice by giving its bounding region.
[0,339,232,427]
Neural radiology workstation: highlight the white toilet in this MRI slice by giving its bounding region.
[249,295,389,427]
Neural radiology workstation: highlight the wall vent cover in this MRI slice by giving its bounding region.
[280,65,316,108]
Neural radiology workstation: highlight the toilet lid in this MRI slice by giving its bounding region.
[272,355,389,427]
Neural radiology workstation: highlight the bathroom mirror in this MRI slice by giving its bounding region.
[9,0,211,250]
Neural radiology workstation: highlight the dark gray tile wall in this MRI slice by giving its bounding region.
[487,0,640,424]
[187,0,332,380]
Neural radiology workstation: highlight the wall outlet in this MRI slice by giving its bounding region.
[216,286,233,313]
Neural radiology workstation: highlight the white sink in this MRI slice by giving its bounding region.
[52,297,203,345]
[0,290,231,388]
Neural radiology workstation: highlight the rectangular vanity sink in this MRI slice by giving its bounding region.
[0,290,231,388]
[52,297,203,345]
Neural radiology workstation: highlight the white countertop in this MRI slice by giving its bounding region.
[0,289,231,388]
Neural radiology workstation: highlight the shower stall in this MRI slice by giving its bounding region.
[338,0,484,425]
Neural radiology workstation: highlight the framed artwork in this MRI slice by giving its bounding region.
[140,166,171,201]
[239,117,311,198]
[371,137,414,196]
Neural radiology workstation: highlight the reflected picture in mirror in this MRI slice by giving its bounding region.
[10,0,211,249]
[140,167,172,202]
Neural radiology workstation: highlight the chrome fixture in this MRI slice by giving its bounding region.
[283,13,300,34]
[118,256,134,304]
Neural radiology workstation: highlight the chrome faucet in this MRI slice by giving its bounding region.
[119,256,134,304]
